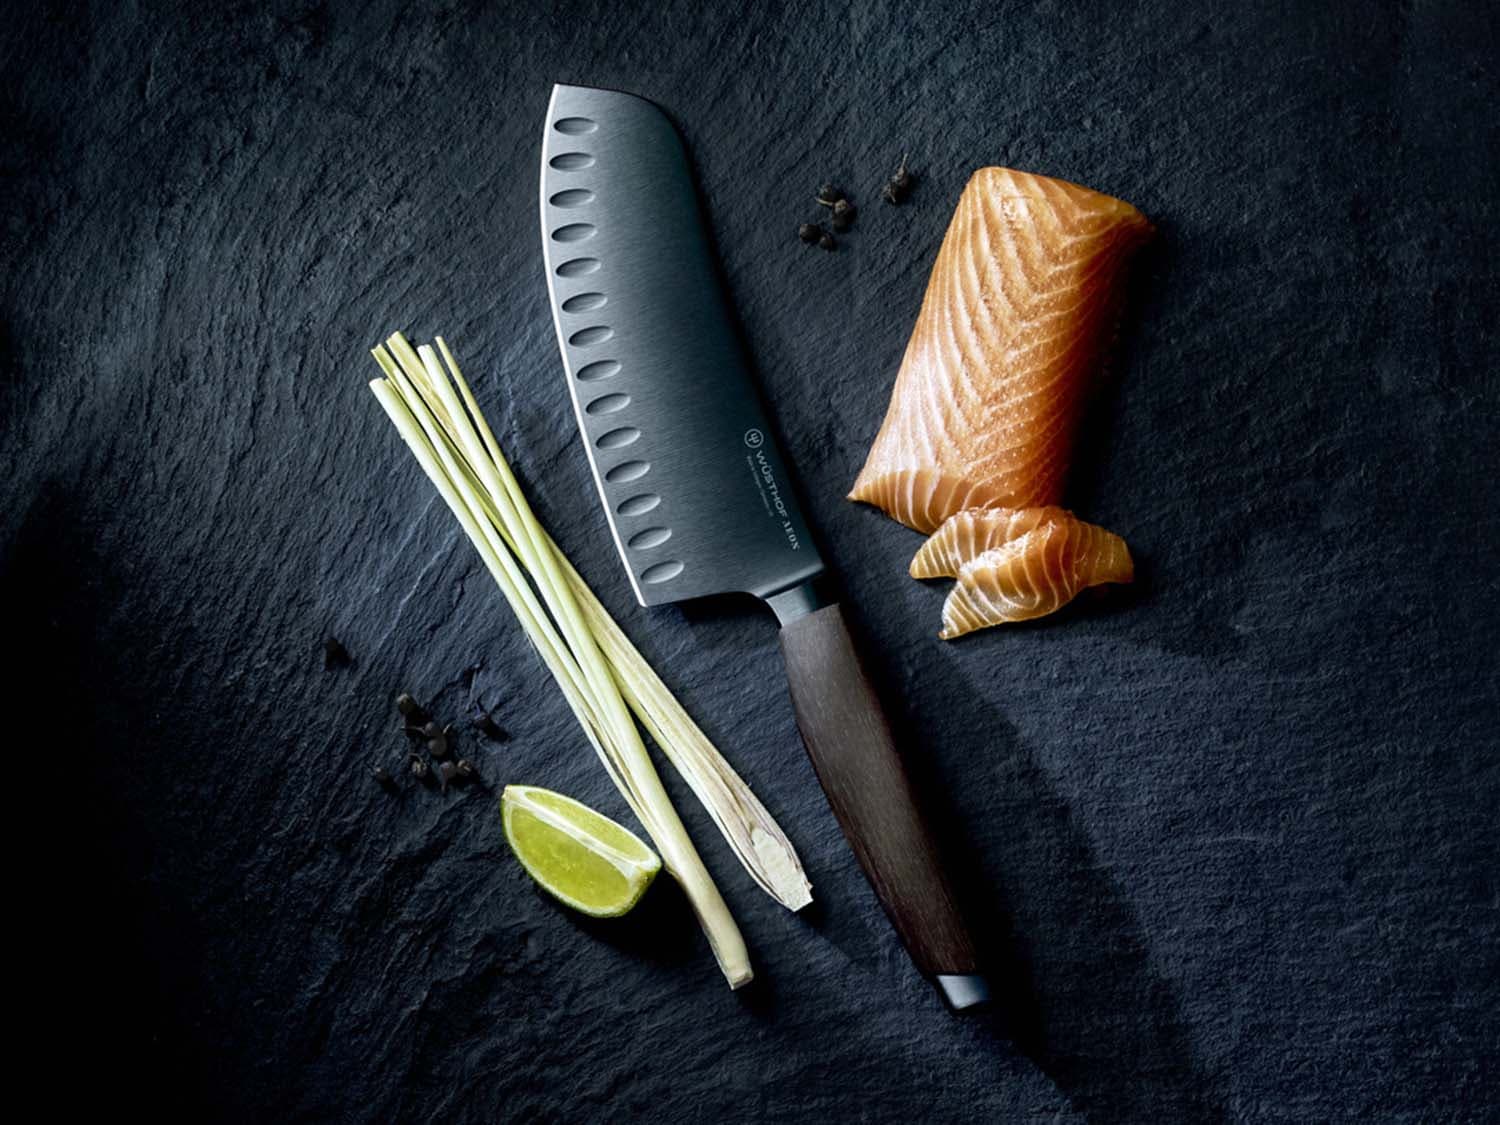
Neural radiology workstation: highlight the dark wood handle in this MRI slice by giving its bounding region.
[780,603,979,978]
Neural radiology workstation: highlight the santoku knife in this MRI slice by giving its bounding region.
[539,83,988,1010]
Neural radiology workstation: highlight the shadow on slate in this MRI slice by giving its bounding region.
[1064,224,1173,521]
[838,602,1225,1122]
[538,861,703,970]
[5,483,216,1118]
[524,810,789,1019]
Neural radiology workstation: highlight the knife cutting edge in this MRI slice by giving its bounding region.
[538,83,989,1010]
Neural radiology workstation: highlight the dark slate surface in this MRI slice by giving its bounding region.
[4,2,1497,1121]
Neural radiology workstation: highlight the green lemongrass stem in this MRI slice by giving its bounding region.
[411,344,612,737]
[370,348,611,754]
[368,378,637,812]
[400,335,809,909]
[375,350,651,818]
[392,340,675,838]
[395,392,808,907]
[372,343,753,988]
[574,586,813,909]
[426,336,811,910]
[388,339,650,815]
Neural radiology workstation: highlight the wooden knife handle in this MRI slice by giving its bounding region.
[779,602,981,984]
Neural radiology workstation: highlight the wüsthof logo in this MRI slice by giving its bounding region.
[743,429,764,449]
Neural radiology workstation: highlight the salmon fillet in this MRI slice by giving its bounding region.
[848,167,1152,534]
[934,512,1134,639]
[909,506,1071,579]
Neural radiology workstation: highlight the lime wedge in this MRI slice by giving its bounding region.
[501,785,662,917]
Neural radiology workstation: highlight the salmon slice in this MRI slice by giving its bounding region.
[848,167,1152,534]
[936,514,1134,639]
[909,505,1071,579]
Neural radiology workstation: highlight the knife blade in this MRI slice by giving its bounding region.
[539,83,988,1010]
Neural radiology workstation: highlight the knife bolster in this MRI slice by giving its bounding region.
[765,578,829,626]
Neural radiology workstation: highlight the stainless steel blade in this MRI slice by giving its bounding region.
[540,83,824,607]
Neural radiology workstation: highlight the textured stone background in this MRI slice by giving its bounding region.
[4,1,1497,1121]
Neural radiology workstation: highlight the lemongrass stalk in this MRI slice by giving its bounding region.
[385,333,807,907]
[368,378,639,813]
[574,582,813,909]
[373,345,603,744]
[383,340,655,820]
[412,344,619,749]
[372,343,753,988]
[429,337,811,910]
[398,388,805,906]
[374,352,650,820]
[388,397,808,903]
[391,339,734,914]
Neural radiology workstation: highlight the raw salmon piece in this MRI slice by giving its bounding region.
[849,167,1152,533]
[937,515,1134,639]
[909,506,1071,579]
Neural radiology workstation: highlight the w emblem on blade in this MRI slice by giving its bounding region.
[744,429,764,448]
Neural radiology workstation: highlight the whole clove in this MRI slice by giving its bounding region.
[798,222,821,244]
[422,722,453,760]
[409,754,430,781]
[882,154,917,204]
[830,198,856,231]
[395,692,428,722]
[438,760,459,792]
[818,230,836,251]
[891,154,915,192]
[323,637,351,669]
[455,759,477,781]
[471,709,506,741]
[816,183,845,207]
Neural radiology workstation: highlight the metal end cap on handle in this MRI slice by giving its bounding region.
[936,973,991,1011]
